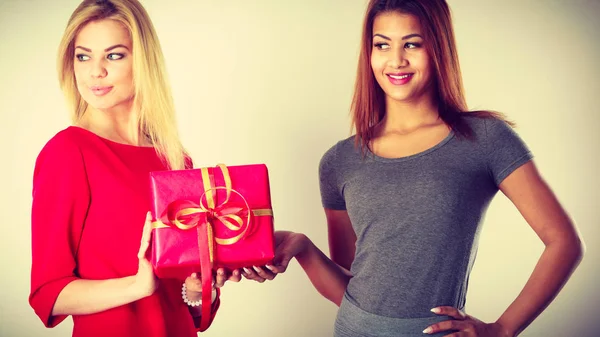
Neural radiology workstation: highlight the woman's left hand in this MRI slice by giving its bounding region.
[184,268,242,301]
[183,273,208,302]
[214,267,242,288]
[424,306,512,337]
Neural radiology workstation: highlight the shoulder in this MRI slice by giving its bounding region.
[460,114,517,141]
[32,127,92,194]
[319,135,356,168]
[462,113,532,178]
[34,127,89,173]
[37,127,84,158]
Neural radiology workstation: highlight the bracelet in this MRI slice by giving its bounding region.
[181,282,217,307]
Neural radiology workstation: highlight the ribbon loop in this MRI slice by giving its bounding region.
[153,164,273,260]
[150,164,273,332]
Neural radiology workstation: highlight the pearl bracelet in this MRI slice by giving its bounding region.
[181,282,217,307]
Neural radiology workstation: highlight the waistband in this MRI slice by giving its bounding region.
[334,293,459,337]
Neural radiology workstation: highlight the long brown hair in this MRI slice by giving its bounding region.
[351,0,511,153]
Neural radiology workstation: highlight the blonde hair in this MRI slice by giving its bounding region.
[57,0,186,170]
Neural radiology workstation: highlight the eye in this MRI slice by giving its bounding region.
[107,53,125,60]
[374,42,390,50]
[76,54,90,61]
[405,42,421,49]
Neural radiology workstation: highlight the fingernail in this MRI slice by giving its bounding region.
[430,307,441,313]
[253,266,261,272]
[422,327,432,334]
[233,270,239,276]
[265,265,275,271]
[243,267,252,274]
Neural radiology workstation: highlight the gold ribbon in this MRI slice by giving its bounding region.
[152,164,273,262]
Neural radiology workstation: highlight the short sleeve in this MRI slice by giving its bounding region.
[318,143,346,210]
[29,131,91,327]
[484,117,533,186]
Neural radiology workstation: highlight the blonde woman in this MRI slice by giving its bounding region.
[28,0,239,336]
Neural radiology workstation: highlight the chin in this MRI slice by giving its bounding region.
[384,86,431,104]
[84,99,117,111]
[383,91,414,103]
[83,95,132,112]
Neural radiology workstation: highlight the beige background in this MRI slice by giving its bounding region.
[1,0,598,336]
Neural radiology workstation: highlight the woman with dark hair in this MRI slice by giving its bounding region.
[245,1,584,336]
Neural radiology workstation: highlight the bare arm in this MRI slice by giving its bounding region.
[426,161,585,336]
[52,277,144,316]
[326,209,357,271]
[52,212,158,316]
[243,210,356,306]
[295,236,352,306]
[494,161,584,336]
[293,209,355,306]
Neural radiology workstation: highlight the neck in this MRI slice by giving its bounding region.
[380,95,440,133]
[78,101,148,146]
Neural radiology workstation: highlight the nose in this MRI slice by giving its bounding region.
[389,47,408,69]
[90,59,107,78]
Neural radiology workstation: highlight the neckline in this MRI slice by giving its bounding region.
[366,129,455,163]
[69,126,156,150]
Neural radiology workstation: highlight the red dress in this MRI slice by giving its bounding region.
[29,126,219,337]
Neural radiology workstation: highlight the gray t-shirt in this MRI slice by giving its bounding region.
[319,116,533,318]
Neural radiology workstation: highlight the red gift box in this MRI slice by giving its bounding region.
[149,164,275,281]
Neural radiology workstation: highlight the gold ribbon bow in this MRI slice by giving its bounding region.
[153,164,273,263]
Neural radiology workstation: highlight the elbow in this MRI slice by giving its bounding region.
[330,291,344,308]
[552,232,585,267]
[567,227,585,265]
[29,277,78,327]
[572,235,585,265]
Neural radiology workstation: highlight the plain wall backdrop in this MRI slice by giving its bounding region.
[1,0,598,336]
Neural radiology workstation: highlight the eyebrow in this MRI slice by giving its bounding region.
[373,33,423,40]
[74,44,130,52]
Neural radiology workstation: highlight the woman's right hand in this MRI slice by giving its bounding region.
[47,212,162,316]
[242,230,308,282]
[133,211,159,298]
